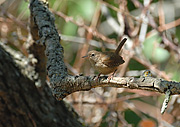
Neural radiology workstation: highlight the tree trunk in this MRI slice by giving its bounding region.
[0,45,83,127]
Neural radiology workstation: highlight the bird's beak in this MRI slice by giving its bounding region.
[82,55,88,58]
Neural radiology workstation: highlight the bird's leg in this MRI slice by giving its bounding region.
[96,73,101,81]
[93,73,102,82]
[107,69,117,83]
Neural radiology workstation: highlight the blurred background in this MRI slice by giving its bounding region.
[0,0,180,126]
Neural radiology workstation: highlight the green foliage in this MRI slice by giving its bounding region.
[152,47,170,63]
[176,26,180,43]
[68,0,96,21]
[172,70,180,81]
[124,109,141,126]
[143,33,170,63]
[61,0,96,35]
[100,111,118,127]
[129,59,146,70]
[18,0,30,19]
[63,22,78,35]
[127,0,136,11]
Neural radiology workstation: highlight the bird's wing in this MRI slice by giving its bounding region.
[101,52,124,67]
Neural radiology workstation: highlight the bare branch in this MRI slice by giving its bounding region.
[51,10,116,44]
[29,0,180,102]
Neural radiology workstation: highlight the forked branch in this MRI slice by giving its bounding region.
[29,0,180,111]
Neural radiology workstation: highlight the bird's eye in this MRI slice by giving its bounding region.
[91,53,95,57]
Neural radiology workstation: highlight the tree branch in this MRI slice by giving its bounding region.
[29,0,180,102]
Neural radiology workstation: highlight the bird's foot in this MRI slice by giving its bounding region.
[107,69,117,83]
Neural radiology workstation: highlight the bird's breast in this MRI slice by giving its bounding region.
[94,65,118,75]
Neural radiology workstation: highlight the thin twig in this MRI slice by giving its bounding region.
[158,0,165,27]
[133,56,170,80]
[158,18,180,32]
[51,9,116,44]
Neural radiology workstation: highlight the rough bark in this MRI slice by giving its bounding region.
[0,45,83,127]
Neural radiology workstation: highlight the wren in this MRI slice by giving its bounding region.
[83,38,127,78]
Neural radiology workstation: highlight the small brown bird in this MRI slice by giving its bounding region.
[83,38,127,78]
